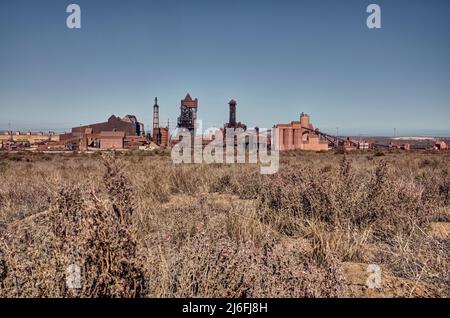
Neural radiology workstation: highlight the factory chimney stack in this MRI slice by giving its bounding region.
[153,97,159,130]
[229,99,237,127]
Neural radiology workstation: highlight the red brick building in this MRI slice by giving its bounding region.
[152,127,169,147]
[435,140,448,150]
[55,114,147,151]
[72,115,144,136]
[99,131,125,150]
[273,113,329,151]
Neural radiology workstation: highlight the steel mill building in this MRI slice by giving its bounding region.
[56,114,147,151]
[273,113,329,151]
[72,115,144,137]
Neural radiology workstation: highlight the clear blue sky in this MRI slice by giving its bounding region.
[0,0,449,136]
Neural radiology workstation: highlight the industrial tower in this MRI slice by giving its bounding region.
[228,99,237,127]
[224,99,246,131]
[177,93,198,132]
[153,97,161,144]
[152,97,169,147]
[153,97,159,130]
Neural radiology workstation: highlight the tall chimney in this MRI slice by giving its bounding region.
[153,97,159,129]
[229,99,237,126]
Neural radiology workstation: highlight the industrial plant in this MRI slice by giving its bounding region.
[177,94,199,133]
[0,94,448,153]
[274,113,329,151]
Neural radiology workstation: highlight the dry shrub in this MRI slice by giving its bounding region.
[419,158,439,169]
[147,232,346,298]
[0,153,146,297]
[257,157,441,238]
[376,230,449,294]
[1,150,449,298]
[224,202,268,246]
[0,246,6,289]
[0,175,53,224]
[255,156,448,294]
[418,170,450,210]
[307,220,372,264]
[210,167,262,199]
[210,174,238,193]
[139,190,347,298]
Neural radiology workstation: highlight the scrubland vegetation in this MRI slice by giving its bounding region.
[0,150,449,297]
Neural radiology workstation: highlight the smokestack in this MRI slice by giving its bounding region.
[153,97,159,129]
[229,99,237,126]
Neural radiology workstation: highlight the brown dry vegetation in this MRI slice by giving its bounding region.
[0,150,449,298]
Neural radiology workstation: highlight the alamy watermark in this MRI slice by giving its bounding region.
[366,264,382,289]
[66,4,381,30]
[171,120,279,175]
[367,4,382,29]
[66,4,81,29]
[66,264,82,290]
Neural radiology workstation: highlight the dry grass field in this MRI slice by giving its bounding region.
[0,149,449,298]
